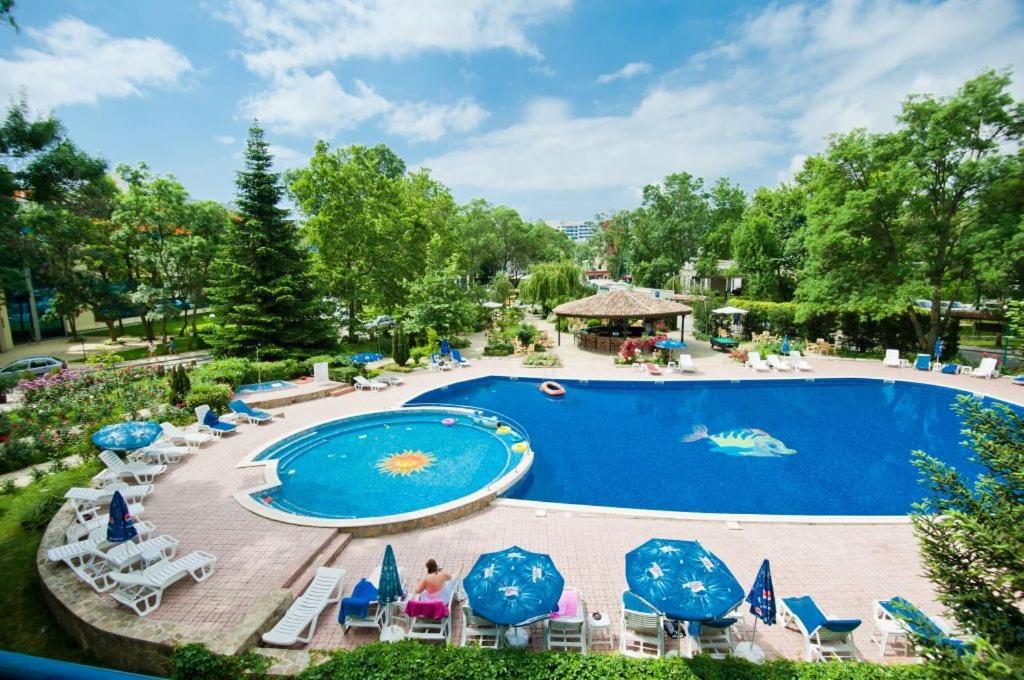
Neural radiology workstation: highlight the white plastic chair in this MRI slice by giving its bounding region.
[544,588,587,653]
[970,357,998,379]
[460,605,500,648]
[883,349,907,368]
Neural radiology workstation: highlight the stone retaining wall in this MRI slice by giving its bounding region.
[38,505,292,676]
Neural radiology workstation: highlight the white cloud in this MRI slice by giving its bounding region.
[595,61,652,84]
[421,0,1024,202]
[245,69,488,141]
[215,135,237,145]
[421,85,781,192]
[0,17,192,110]
[243,70,391,137]
[385,98,488,143]
[213,0,571,78]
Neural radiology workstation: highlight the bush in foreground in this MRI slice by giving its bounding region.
[173,642,930,680]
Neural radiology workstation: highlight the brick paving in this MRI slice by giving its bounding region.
[123,335,1021,657]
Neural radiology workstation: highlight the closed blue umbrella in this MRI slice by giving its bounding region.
[934,337,945,361]
[91,421,162,451]
[377,545,404,641]
[106,490,138,544]
[439,338,451,357]
[781,335,791,354]
[463,546,564,626]
[735,557,775,662]
[625,539,743,622]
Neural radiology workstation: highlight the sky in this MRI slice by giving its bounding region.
[2,0,1023,221]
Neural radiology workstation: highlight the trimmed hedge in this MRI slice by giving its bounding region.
[184,382,232,413]
[328,366,361,384]
[294,643,928,680]
[191,358,308,388]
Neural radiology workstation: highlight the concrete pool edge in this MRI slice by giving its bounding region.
[493,498,911,525]
[233,406,534,536]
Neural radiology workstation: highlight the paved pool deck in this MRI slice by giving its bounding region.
[59,334,1023,664]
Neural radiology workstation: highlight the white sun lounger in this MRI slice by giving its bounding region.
[48,521,156,563]
[789,351,812,371]
[970,357,998,379]
[406,574,460,645]
[109,551,218,616]
[98,450,166,485]
[674,354,697,373]
[128,440,191,464]
[745,352,770,372]
[53,535,180,593]
[65,483,153,506]
[767,354,795,371]
[780,595,861,662]
[262,567,346,646]
[64,504,145,544]
[460,605,501,648]
[160,422,214,449]
[62,520,156,550]
[343,566,407,632]
[883,349,908,368]
[353,375,387,391]
[65,484,153,524]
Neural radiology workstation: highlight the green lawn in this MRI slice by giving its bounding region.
[80,314,216,340]
[0,462,100,662]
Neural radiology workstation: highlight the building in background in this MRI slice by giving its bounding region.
[547,220,595,243]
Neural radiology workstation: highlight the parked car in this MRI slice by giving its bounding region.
[0,355,66,378]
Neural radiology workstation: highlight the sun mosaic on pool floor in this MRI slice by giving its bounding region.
[376,449,436,476]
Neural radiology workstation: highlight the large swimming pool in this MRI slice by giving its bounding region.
[408,377,1018,517]
[247,408,526,521]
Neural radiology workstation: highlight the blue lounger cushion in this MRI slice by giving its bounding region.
[203,409,236,433]
[784,596,861,635]
[622,590,656,614]
[880,596,972,655]
[228,399,271,419]
[688,617,737,636]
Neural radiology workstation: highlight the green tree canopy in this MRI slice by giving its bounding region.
[796,70,1023,350]
[403,233,474,337]
[289,141,454,339]
[205,122,333,357]
[732,184,805,301]
[519,260,589,314]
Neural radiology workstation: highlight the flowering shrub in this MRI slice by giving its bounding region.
[619,338,638,363]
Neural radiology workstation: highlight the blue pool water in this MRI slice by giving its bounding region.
[408,377,1020,516]
[252,409,521,519]
[235,380,296,395]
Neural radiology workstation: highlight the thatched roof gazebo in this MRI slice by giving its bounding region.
[552,289,692,351]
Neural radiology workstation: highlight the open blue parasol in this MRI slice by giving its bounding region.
[655,339,687,350]
[625,539,743,622]
[91,421,162,451]
[439,338,451,357]
[463,546,564,626]
[106,490,138,544]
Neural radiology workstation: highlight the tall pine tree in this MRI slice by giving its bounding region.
[204,122,334,358]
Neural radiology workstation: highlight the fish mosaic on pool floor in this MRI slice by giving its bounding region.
[682,425,796,458]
